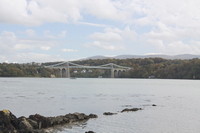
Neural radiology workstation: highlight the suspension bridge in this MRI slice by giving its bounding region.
[44,61,132,78]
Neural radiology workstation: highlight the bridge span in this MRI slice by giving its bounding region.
[44,61,132,78]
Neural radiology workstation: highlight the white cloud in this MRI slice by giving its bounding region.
[2,0,200,60]
[40,46,51,51]
[11,53,64,63]
[148,39,200,55]
[89,32,123,42]
[61,49,77,52]
[14,43,35,50]
[84,41,124,51]
[15,39,59,51]
[13,30,68,51]
[0,31,18,45]
[0,0,200,28]
[77,22,110,27]
[43,30,67,39]
[0,31,18,54]
[86,26,137,51]
[145,53,164,55]
[0,0,29,24]
[0,30,65,63]
[43,30,55,39]
[0,0,82,25]
[58,31,67,38]
[83,0,128,21]
[0,52,65,63]
[24,29,36,37]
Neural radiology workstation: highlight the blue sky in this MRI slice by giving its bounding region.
[1,0,200,63]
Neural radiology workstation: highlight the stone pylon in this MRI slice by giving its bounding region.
[66,62,70,78]
[110,63,114,78]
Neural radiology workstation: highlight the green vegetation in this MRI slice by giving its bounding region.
[0,62,60,77]
[72,58,200,79]
[1,58,200,79]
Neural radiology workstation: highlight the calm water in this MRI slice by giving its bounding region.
[1,78,200,133]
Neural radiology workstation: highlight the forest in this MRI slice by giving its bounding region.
[1,57,200,79]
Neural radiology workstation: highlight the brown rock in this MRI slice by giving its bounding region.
[121,108,142,113]
[85,131,95,133]
[88,114,98,118]
[0,110,19,132]
[29,114,52,129]
[103,112,117,115]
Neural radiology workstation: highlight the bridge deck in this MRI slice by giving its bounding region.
[45,66,128,70]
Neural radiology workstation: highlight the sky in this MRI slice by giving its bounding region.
[1,0,200,63]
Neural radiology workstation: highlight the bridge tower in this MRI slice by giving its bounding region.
[59,62,70,78]
[66,62,70,78]
[110,63,114,78]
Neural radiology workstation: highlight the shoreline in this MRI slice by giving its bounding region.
[0,107,143,133]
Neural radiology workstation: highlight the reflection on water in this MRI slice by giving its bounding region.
[1,78,200,133]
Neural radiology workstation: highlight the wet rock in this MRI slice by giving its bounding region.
[28,119,39,129]
[0,110,19,133]
[0,110,98,133]
[121,108,142,113]
[29,114,51,129]
[49,116,63,126]
[74,113,89,120]
[103,112,117,115]
[18,117,33,130]
[88,114,98,118]
[85,131,95,133]
[64,113,90,123]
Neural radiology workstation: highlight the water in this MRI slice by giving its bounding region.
[1,78,200,133]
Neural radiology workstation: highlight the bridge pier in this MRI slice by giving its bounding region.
[66,62,70,78]
[60,69,62,78]
[59,62,70,78]
[111,69,128,78]
[111,69,114,78]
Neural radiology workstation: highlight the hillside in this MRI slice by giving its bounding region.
[84,54,200,60]
[1,57,200,79]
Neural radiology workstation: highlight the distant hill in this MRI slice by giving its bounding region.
[83,54,200,60]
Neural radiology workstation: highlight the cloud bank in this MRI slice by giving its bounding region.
[1,0,200,62]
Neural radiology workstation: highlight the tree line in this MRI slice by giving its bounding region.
[1,58,200,79]
[0,63,60,77]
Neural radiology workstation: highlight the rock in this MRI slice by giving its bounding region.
[27,119,39,129]
[0,110,98,132]
[88,114,98,118]
[152,104,157,106]
[29,114,51,129]
[49,116,65,126]
[0,110,19,132]
[121,108,142,113]
[18,117,33,130]
[65,113,90,123]
[74,113,89,120]
[85,131,95,133]
[103,112,117,115]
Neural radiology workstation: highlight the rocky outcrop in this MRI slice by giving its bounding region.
[121,108,142,113]
[88,114,98,118]
[103,112,117,115]
[0,110,98,133]
[0,110,19,133]
[85,131,95,133]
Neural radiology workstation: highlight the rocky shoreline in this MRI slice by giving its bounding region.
[0,110,97,133]
[0,107,145,133]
